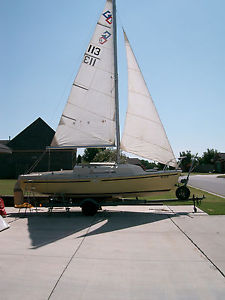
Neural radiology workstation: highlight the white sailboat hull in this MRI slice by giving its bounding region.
[14,164,180,204]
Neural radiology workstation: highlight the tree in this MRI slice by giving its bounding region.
[179,150,195,172]
[76,154,82,164]
[199,148,218,165]
[82,148,105,162]
[140,160,158,170]
[93,149,127,163]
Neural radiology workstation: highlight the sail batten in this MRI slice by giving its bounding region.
[121,30,177,168]
[51,0,115,148]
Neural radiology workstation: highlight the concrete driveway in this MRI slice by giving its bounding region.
[1,206,225,299]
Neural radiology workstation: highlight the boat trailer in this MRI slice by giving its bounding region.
[32,193,205,216]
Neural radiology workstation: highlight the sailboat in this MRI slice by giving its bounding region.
[14,0,181,212]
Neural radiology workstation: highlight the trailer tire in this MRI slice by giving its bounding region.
[176,186,190,200]
[81,199,98,216]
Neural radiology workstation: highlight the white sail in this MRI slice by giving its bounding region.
[52,0,115,147]
[121,31,177,168]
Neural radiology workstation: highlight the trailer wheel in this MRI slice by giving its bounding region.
[176,186,190,200]
[81,199,98,216]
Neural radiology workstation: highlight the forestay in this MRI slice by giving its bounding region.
[51,0,115,147]
[121,31,177,168]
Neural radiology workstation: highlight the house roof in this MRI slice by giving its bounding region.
[7,117,55,150]
[217,153,225,161]
[0,140,9,145]
[126,157,143,166]
[0,143,12,154]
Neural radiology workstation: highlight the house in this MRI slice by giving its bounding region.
[0,118,75,179]
[0,142,12,154]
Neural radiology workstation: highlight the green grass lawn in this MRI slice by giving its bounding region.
[143,186,225,215]
[195,187,225,215]
[217,175,225,178]
[0,179,16,196]
[0,179,224,215]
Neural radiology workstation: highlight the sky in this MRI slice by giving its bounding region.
[1,0,225,158]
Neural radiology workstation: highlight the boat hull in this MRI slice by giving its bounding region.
[15,165,181,202]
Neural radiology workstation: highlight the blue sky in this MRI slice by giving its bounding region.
[1,0,225,158]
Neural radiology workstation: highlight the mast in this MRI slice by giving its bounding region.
[113,0,120,163]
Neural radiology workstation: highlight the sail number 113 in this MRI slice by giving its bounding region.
[83,44,101,67]
[87,45,101,56]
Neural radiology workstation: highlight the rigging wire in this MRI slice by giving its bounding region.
[25,150,47,174]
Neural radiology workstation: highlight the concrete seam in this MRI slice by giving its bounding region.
[168,212,225,279]
[7,217,20,224]
[48,215,97,299]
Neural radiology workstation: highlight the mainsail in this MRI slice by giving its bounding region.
[51,0,115,147]
[121,31,177,168]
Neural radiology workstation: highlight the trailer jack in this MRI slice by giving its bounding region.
[192,194,205,213]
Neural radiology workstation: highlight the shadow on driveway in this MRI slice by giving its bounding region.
[8,208,188,249]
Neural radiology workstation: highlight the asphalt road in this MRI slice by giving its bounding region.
[188,175,225,197]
